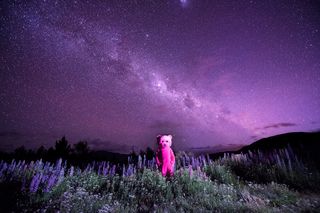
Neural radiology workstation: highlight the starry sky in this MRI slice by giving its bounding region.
[1,0,320,153]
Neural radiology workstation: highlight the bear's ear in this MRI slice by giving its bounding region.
[168,135,173,147]
[156,135,162,144]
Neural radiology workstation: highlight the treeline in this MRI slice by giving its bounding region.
[0,136,156,168]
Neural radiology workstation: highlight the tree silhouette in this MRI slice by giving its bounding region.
[146,147,155,160]
[55,136,71,158]
[47,147,56,160]
[14,146,27,159]
[36,145,47,158]
[73,141,90,155]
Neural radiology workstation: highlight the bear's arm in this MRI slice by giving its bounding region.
[170,149,175,165]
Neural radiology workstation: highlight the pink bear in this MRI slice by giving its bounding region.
[155,134,175,177]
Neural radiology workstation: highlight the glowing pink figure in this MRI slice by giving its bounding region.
[155,134,175,177]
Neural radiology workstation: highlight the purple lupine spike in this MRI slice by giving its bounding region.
[37,159,43,170]
[197,166,201,175]
[91,161,96,172]
[110,165,116,176]
[179,168,183,176]
[206,154,211,164]
[138,155,142,169]
[9,160,16,173]
[284,148,291,162]
[202,155,207,167]
[85,164,90,173]
[132,164,136,175]
[122,164,126,177]
[20,160,26,172]
[16,160,21,169]
[189,165,193,178]
[98,165,102,175]
[45,174,57,192]
[69,166,74,177]
[35,173,43,192]
[57,168,65,184]
[152,158,156,169]
[149,159,154,169]
[76,168,81,176]
[22,164,28,173]
[186,156,190,167]
[30,173,41,193]
[191,157,195,169]
[29,161,35,170]
[0,162,8,177]
[143,155,146,168]
[55,158,62,172]
[133,165,136,175]
[103,165,108,176]
[41,174,49,184]
[125,165,129,176]
[29,174,36,192]
[128,164,133,176]
[62,160,68,173]
[182,156,186,168]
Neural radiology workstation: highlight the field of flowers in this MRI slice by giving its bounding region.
[0,146,320,212]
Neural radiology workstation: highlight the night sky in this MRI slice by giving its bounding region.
[1,0,320,153]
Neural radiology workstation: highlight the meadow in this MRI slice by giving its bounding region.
[0,146,320,212]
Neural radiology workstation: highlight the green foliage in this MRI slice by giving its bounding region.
[245,182,298,207]
[1,151,320,212]
[112,169,171,211]
[226,158,320,192]
[204,163,239,185]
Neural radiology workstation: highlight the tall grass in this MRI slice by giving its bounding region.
[0,146,319,212]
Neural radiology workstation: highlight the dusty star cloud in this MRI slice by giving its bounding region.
[0,0,320,153]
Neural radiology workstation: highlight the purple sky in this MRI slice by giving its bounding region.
[1,0,319,153]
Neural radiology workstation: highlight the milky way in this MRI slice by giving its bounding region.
[1,0,320,153]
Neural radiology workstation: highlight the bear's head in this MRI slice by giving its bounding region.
[157,134,172,149]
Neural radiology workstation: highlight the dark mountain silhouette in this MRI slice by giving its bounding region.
[90,150,128,164]
[209,131,320,169]
[238,131,320,153]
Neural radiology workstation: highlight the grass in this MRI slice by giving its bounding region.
[0,148,320,212]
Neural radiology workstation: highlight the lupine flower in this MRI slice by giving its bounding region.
[69,166,74,177]
[102,165,108,176]
[189,165,193,178]
[111,165,116,176]
[179,168,183,176]
[41,174,49,184]
[97,165,102,175]
[57,168,65,184]
[181,156,186,168]
[30,173,41,193]
[55,158,62,172]
[0,162,8,178]
[138,155,142,169]
[122,164,126,177]
[45,174,57,192]
[143,155,146,168]
[127,164,134,176]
